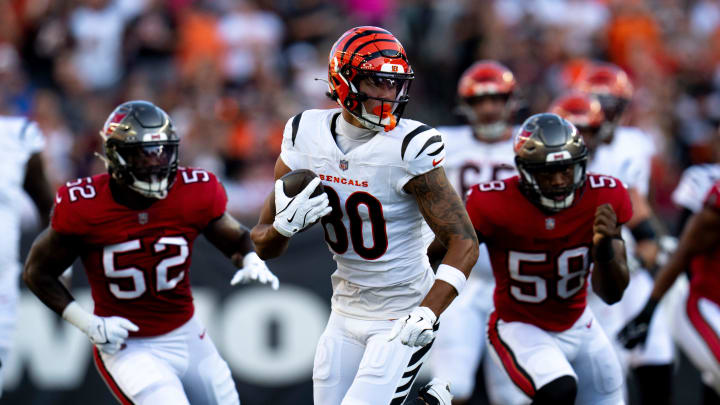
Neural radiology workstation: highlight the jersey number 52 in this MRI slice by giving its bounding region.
[103,237,189,299]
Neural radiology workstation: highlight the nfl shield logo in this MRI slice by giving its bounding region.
[545,218,555,230]
[138,212,148,225]
[339,159,349,171]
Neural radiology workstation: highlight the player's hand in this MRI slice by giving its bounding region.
[617,298,658,349]
[388,306,437,347]
[593,203,620,245]
[87,315,139,355]
[273,178,332,237]
[231,252,279,290]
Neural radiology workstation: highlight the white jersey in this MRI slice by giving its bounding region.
[588,126,655,196]
[672,163,720,213]
[280,109,445,319]
[0,117,45,266]
[439,125,516,197]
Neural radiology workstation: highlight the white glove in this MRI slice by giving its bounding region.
[231,252,279,290]
[388,306,437,347]
[62,302,139,355]
[272,177,332,237]
[419,378,453,405]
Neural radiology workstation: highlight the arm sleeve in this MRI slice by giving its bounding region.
[397,126,446,191]
[21,120,46,155]
[279,114,304,171]
[50,185,82,235]
[206,173,228,225]
[703,181,720,211]
[672,166,711,213]
[620,157,651,197]
[465,185,493,238]
[613,182,634,225]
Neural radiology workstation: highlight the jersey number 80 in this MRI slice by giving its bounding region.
[321,186,388,260]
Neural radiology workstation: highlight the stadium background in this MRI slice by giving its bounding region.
[2,0,718,403]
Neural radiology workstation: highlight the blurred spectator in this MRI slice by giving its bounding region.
[217,0,284,85]
[31,90,74,190]
[68,0,146,91]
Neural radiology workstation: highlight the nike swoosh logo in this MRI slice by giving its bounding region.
[287,210,297,223]
[199,329,206,339]
[432,158,444,167]
[55,194,62,204]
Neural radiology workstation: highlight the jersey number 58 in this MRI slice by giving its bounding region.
[509,247,590,303]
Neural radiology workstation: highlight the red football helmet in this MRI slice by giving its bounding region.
[550,91,605,154]
[573,62,633,125]
[457,60,516,140]
[327,26,414,132]
[550,91,604,129]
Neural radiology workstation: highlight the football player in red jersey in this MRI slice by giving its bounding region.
[619,181,720,404]
[465,113,631,404]
[22,101,278,405]
[551,88,675,405]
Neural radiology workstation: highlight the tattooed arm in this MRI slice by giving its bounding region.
[405,167,479,316]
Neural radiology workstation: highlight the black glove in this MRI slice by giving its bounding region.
[617,298,659,349]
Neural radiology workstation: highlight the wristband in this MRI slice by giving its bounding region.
[62,301,93,334]
[436,264,467,294]
[595,237,615,263]
[631,219,656,242]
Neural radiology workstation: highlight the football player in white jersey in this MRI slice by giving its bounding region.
[0,115,53,396]
[671,128,720,229]
[427,60,524,405]
[251,26,478,405]
[556,66,675,405]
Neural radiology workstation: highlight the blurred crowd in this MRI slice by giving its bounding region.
[3,0,720,227]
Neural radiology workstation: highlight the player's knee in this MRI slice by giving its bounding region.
[194,354,239,405]
[531,375,576,405]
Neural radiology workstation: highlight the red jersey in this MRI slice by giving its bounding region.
[689,181,720,305]
[466,174,632,331]
[51,167,227,337]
